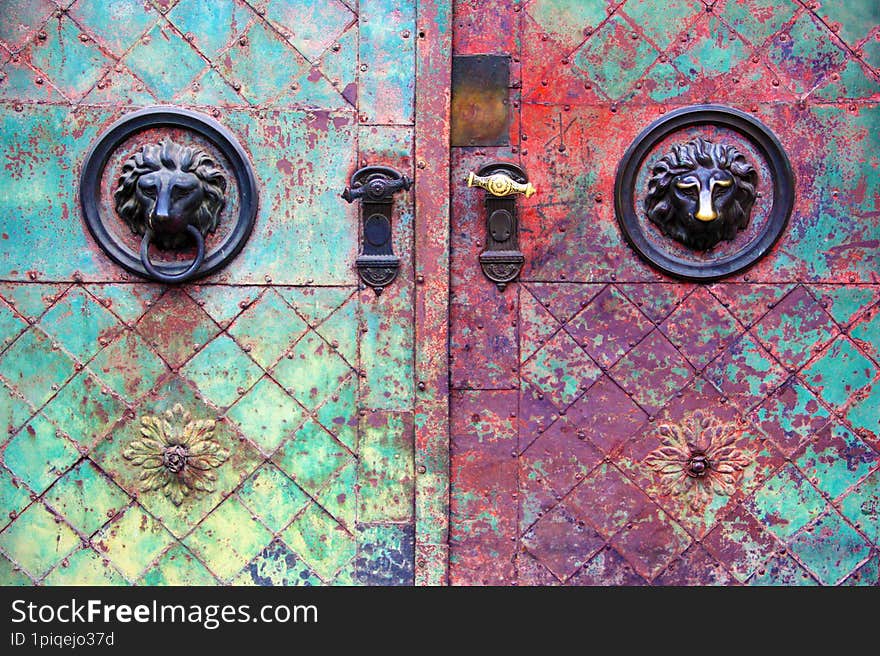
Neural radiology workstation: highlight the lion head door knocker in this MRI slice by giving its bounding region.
[115,139,226,282]
[645,137,758,251]
[615,105,793,280]
[81,107,258,284]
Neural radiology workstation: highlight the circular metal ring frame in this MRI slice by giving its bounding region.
[614,105,794,281]
[80,106,258,283]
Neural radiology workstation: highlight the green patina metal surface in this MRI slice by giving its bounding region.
[0,0,432,586]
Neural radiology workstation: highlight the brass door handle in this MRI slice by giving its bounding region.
[466,171,536,198]
[466,162,533,291]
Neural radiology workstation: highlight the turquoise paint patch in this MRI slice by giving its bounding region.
[573,14,659,99]
[0,501,80,578]
[0,56,63,103]
[360,290,415,411]
[746,463,827,540]
[68,0,159,58]
[228,289,309,369]
[237,463,310,533]
[801,338,877,409]
[140,542,218,586]
[29,17,110,99]
[88,329,169,403]
[43,547,128,585]
[0,551,31,585]
[2,412,79,493]
[264,0,355,62]
[844,382,880,438]
[123,23,206,99]
[788,510,870,585]
[674,17,749,79]
[174,68,244,107]
[0,329,74,409]
[44,460,129,535]
[227,377,306,454]
[167,0,248,59]
[813,57,880,101]
[795,424,877,500]
[0,465,33,529]
[359,0,416,123]
[39,287,120,363]
[221,110,357,285]
[747,554,817,586]
[839,469,880,544]
[0,300,26,350]
[41,371,126,449]
[216,20,307,105]
[0,384,33,437]
[721,0,796,47]
[0,107,111,280]
[180,334,262,408]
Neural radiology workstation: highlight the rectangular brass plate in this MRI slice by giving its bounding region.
[451,54,510,147]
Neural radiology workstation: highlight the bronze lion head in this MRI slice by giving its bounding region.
[645,137,758,251]
[114,139,227,250]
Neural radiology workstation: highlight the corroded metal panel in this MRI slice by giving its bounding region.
[450,0,880,586]
[0,0,416,586]
[414,0,452,586]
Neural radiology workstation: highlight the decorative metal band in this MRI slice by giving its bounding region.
[80,106,258,283]
[614,105,794,281]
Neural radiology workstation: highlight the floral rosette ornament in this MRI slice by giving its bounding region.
[645,410,751,510]
[123,404,229,506]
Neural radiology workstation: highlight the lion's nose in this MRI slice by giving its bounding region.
[695,187,717,222]
[153,192,171,222]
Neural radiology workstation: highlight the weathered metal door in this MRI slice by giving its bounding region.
[0,0,450,586]
[2,0,879,589]
[449,0,880,585]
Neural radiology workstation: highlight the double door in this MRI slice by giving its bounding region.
[0,0,877,586]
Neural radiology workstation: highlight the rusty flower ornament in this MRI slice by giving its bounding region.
[645,411,751,510]
[123,404,229,506]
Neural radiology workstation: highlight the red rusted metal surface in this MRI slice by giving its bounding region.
[414,0,452,586]
[450,0,880,585]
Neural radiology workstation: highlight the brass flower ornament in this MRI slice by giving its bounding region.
[123,404,229,506]
[645,411,751,510]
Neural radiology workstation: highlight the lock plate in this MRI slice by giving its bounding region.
[343,165,412,294]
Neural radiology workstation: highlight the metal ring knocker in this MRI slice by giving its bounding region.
[80,107,258,285]
[140,225,205,284]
